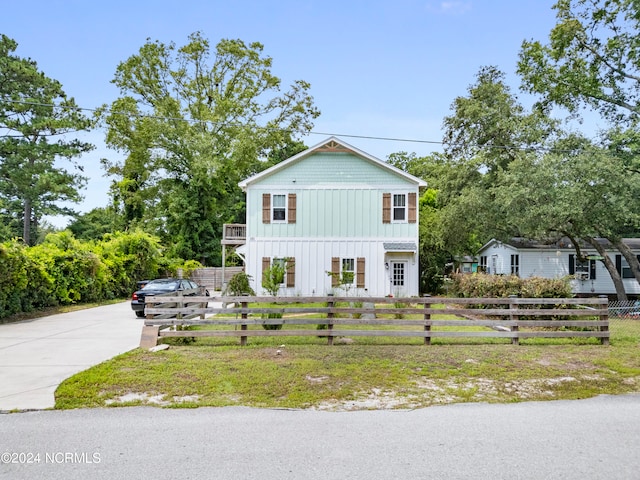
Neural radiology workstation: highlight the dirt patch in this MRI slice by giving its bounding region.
[312,376,601,411]
[104,392,201,406]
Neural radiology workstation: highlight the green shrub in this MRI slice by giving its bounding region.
[262,311,284,330]
[394,301,407,319]
[0,241,29,317]
[0,229,207,320]
[224,272,255,296]
[450,273,572,299]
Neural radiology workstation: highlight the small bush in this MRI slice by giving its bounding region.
[224,272,255,296]
[262,311,283,330]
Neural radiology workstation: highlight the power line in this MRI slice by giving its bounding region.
[0,98,600,154]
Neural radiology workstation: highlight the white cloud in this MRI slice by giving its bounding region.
[427,1,472,15]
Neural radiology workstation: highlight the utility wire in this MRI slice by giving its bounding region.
[0,98,606,155]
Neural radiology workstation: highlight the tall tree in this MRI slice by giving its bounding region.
[440,66,557,249]
[99,33,319,264]
[519,0,640,125]
[518,0,640,295]
[494,135,639,300]
[0,35,93,245]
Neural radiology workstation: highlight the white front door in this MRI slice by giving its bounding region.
[390,261,408,296]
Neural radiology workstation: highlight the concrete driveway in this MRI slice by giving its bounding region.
[0,302,142,411]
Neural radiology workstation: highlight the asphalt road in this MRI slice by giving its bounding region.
[1,394,639,480]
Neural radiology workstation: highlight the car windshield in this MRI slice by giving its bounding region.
[142,279,180,291]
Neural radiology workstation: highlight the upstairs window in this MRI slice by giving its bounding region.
[393,194,406,222]
[272,194,286,222]
[383,192,416,224]
[262,193,296,224]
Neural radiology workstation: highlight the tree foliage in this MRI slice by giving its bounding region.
[493,134,640,299]
[0,34,93,245]
[440,66,557,247]
[99,32,319,264]
[517,0,640,299]
[519,0,640,125]
[262,262,285,297]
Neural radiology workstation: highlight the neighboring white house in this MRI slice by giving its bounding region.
[236,136,427,297]
[478,237,640,296]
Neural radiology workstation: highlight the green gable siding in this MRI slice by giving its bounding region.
[253,152,414,187]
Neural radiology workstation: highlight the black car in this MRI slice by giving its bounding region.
[131,278,208,317]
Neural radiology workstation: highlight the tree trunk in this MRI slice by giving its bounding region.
[585,236,627,301]
[612,238,640,286]
[23,198,31,246]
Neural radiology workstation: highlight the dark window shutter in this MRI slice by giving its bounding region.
[262,194,271,224]
[382,193,391,223]
[262,257,270,284]
[615,254,622,275]
[408,192,417,223]
[589,260,596,280]
[286,258,295,287]
[568,254,575,275]
[288,194,296,224]
[356,257,365,288]
[331,257,340,287]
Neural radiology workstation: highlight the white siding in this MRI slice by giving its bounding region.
[479,241,640,296]
[246,237,419,297]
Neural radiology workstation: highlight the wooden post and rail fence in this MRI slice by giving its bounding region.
[139,295,610,349]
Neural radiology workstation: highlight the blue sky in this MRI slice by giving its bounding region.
[2,0,561,225]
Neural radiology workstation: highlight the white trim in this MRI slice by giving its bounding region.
[250,236,418,243]
[253,184,420,191]
[391,192,408,224]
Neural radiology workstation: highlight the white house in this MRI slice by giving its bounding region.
[477,237,640,296]
[236,137,427,297]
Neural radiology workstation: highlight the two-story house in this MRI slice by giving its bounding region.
[236,136,426,297]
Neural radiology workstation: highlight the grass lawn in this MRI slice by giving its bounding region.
[55,314,640,410]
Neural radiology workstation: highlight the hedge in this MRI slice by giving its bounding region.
[450,273,573,298]
[0,229,201,320]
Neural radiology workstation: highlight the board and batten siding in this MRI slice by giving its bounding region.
[245,237,418,296]
[248,187,418,239]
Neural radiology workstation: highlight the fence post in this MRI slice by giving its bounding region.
[599,295,610,346]
[198,286,205,319]
[240,299,248,346]
[327,294,334,346]
[509,295,519,345]
[423,295,432,346]
[177,291,184,321]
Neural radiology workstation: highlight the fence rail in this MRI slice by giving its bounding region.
[139,296,609,348]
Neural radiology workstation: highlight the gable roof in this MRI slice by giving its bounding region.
[239,136,427,190]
